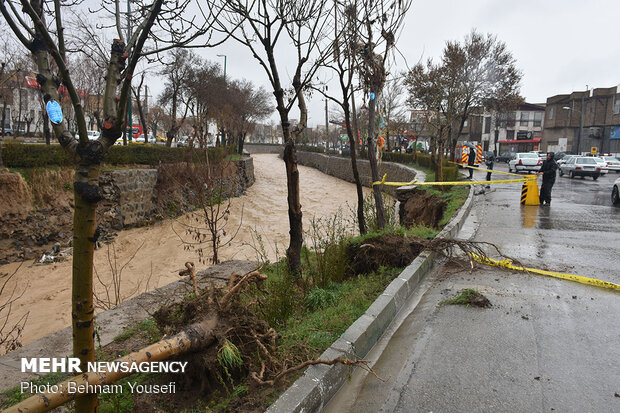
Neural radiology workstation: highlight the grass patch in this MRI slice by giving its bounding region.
[274,266,402,355]
[113,318,161,344]
[440,288,491,308]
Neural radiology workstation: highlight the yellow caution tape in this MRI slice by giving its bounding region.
[470,253,620,291]
[449,161,524,177]
[372,173,536,187]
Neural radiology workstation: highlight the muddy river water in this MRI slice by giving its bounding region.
[1,154,375,346]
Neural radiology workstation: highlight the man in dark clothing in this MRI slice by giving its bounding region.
[537,152,558,205]
[485,152,495,188]
[468,147,476,179]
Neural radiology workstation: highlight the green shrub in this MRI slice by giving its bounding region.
[297,144,324,153]
[1,142,234,168]
[304,287,338,311]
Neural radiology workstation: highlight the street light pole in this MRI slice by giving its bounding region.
[217,54,227,77]
[576,87,586,156]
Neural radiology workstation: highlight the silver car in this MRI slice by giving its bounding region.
[559,157,602,180]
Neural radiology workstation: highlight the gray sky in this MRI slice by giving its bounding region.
[203,0,620,127]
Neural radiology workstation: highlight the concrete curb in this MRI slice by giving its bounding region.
[266,183,475,413]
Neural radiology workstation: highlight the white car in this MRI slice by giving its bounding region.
[592,157,608,174]
[508,153,542,173]
[601,156,620,173]
[557,154,576,165]
[87,130,100,140]
[612,177,620,205]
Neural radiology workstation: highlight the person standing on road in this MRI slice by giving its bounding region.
[537,152,558,205]
[468,147,476,179]
[485,152,495,188]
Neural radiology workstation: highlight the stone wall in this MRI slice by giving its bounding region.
[244,143,283,154]
[99,157,255,229]
[295,151,417,196]
[106,169,158,227]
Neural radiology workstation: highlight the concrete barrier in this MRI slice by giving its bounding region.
[295,151,417,196]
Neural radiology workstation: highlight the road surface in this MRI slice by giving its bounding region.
[325,164,620,413]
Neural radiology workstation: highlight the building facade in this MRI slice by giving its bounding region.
[542,86,620,156]
[460,103,546,154]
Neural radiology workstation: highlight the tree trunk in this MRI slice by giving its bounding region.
[42,109,51,145]
[72,164,100,413]
[238,132,245,155]
[345,96,366,234]
[367,92,386,229]
[281,116,303,276]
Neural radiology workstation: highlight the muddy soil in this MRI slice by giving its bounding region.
[347,234,426,275]
[398,188,447,228]
[0,154,375,347]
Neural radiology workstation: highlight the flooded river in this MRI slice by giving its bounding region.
[1,154,374,346]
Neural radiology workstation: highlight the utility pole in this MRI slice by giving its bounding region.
[217,54,227,77]
[577,86,587,156]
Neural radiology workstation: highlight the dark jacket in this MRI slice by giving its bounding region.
[539,158,558,182]
[468,148,476,166]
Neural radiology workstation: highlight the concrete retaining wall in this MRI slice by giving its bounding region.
[99,157,255,229]
[244,143,283,154]
[295,151,417,196]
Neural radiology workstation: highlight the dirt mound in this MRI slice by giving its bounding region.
[398,188,447,228]
[0,172,32,216]
[347,233,425,275]
[442,288,491,308]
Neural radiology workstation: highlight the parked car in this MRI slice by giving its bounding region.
[508,153,542,173]
[553,152,567,160]
[2,126,13,135]
[557,154,576,165]
[136,133,156,144]
[592,157,608,174]
[559,157,601,180]
[496,152,516,163]
[613,177,620,205]
[87,130,100,140]
[601,156,620,173]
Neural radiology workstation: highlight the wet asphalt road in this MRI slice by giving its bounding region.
[325,164,620,413]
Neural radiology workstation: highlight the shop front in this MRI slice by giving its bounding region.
[498,136,541,153]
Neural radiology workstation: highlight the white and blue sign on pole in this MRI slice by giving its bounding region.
[370,92,375,100]
[46,100,63,124]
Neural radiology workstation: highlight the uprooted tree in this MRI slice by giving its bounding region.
[0,0,215,410]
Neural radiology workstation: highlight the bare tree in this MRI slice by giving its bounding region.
[185,59,225,147]
[0,265,29,355]
[355,0,412,230]
[380,76,408,151]
[226,80,272,154]
[316,0,368,234]
[158,49,197,146]
[443,30,522,159]
[0,1,215,410]
[205,0,334,275]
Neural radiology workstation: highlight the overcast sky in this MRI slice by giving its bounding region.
[197,0,620,127]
